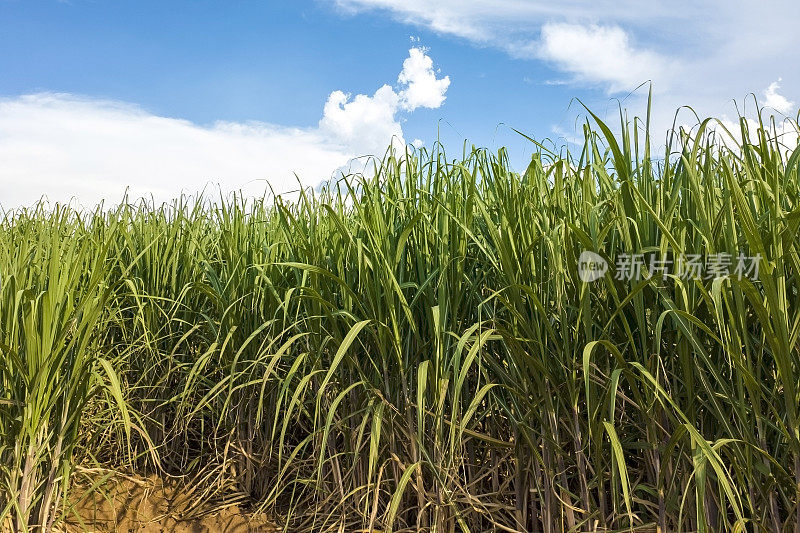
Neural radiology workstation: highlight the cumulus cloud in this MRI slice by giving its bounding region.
[398,47,451,110]
[320,46,449,153]
[763,79,795,114]
[319,85,403,155]
[538,23,668,94]
[0,47,449,209]
[336,2,674,95]
[318,46,449,154]
[330,0,800,139]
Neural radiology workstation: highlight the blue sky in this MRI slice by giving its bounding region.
[1,0,798,206]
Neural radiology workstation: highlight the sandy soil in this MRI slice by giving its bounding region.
[63,473,279,533]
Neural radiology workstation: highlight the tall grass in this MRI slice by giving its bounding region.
[0,207,129,531]
[1,107,800,531]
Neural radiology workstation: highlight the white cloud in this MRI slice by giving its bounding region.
[330,0,800,140]
[331,0,696,49]
[763,79,795,114]
[319,85,403,156]
[398,47,451,110]
[0,93,350,209]
[0,47,449,209]
[333,0,494,42]
[538,23,669,94]
[332,0,675,46]
[319,46,449,154]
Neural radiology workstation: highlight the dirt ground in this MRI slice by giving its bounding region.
[63,473,279,533]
